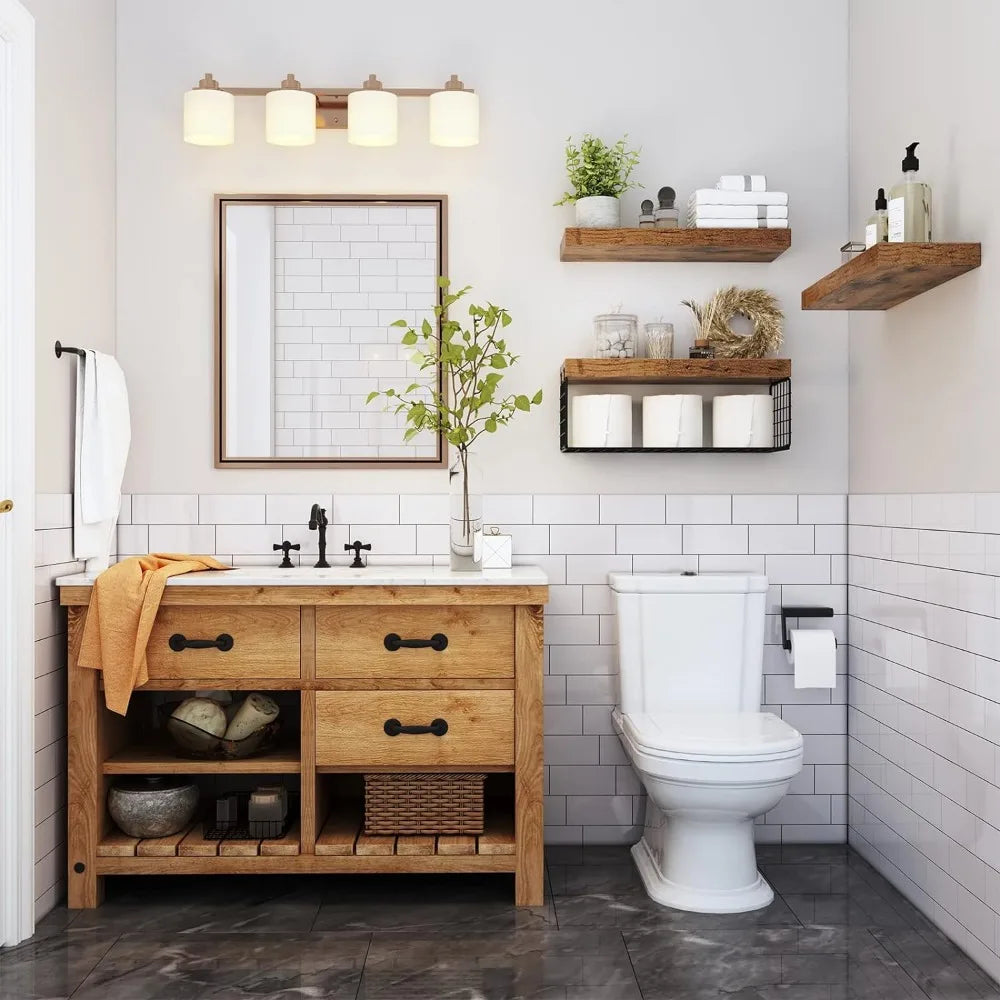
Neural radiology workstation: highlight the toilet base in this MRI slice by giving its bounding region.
[631,836,774,914]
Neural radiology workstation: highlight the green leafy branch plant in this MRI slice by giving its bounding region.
[366,278,543,546]
[555,133,641,205]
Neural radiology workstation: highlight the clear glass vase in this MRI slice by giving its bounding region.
[449,447,483,572]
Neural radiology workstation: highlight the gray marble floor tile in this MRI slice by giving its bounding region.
[66,875,323,934]
[547,861,643,897]
[760,863,849,897]
[554,890,801,930]
[357,928,641,999]
[314,873,556,933]
[545,845,634,868]
[69,932,370,1000]
[0,928,119,1000]
[869,926,1000,999]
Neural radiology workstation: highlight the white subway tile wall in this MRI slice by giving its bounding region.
[849,493,1000,982]
[271,204,439,459]
[117,492,848,846]
[33,496,85,920]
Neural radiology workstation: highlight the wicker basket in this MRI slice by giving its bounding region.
[364,772,486,835]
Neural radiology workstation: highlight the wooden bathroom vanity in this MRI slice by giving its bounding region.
[58,567,548,908]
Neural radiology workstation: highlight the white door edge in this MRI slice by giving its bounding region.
[0,0,36,948]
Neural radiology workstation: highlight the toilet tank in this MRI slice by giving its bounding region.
[609,573,768,715]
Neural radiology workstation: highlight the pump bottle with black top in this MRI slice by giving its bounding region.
[888,141,932,242]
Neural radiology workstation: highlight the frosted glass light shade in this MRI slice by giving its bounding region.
[265,87,316,146]
[183,86,235,146]
[429,89,479,147]
[348,88,398,146]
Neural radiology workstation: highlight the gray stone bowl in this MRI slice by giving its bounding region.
[107,776,199,838]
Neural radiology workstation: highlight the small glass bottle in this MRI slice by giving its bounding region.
[644,321,674,359]
[865,188,888,248]
[689,338,715,360]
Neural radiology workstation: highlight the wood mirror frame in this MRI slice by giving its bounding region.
[215,194,447,468]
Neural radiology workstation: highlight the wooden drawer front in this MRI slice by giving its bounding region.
[145,606,301,679]
[315,690,514,767]
[315,605,514,678]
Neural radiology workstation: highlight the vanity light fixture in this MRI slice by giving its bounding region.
[265,74,317,146]
[429,74,479,147]
[183,73,235,146]
[183,74,477,147]
[347,74,398,146]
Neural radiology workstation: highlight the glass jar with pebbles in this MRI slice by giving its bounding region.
[594,312,637,359]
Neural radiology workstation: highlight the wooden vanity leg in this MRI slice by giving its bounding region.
[66,607,104,908]
[514,604,545,907]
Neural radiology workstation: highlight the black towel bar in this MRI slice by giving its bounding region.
[54,341,86,359]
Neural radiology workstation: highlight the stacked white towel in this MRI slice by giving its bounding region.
[687,181,790,229]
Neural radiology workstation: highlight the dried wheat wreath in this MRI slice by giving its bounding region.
[702,286,784,359]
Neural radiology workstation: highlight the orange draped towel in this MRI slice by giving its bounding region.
[77,553,232,715]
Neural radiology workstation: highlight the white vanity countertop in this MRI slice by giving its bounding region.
[56,565,549,588]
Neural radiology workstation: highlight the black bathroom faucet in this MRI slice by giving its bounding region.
[308,504,330,568]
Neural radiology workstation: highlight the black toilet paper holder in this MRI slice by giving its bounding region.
[780,606,835,651]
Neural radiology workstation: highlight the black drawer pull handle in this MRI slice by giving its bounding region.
[383,718,448,737]
[383,632,448,652]
[168,633,234,652]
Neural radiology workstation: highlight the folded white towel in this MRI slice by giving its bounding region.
[691,189,788,206]
[689,218,789,229]
[718,174,766,192]
[74,350,131,572]
[693,205,787,219]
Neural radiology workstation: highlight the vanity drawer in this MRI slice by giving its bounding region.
[315,605,514,678]
[315,690,514,767]
[144,606,301,679]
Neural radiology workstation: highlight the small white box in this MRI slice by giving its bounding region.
[482,527,512,569]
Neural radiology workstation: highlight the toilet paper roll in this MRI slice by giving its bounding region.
[790,629,837,689]
[571,394,633,448]
[642,394,703,448]
[712,394,773,448]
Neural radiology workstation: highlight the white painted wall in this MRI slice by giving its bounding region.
[848,0,998,493]
[25,0,116,493]
[116,0,849,495]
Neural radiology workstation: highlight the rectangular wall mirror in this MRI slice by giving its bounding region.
[216,194,446,467]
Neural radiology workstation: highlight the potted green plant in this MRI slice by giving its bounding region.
[367,279,543,572]
[555,133,641,228]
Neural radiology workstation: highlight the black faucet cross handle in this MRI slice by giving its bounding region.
[345,540,372,568]
[273,540,300,569]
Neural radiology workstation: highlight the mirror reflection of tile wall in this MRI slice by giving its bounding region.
[272,203,439,459]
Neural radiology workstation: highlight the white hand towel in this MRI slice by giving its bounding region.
[693,205,787,219]
[717,174,766,192]
[691,189,788,206]
[74,350,131,572]
[690,219,789,229]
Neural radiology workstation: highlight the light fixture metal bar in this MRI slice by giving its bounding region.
[225,86,474,98]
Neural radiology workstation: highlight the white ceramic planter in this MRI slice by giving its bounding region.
[575,195,620,229]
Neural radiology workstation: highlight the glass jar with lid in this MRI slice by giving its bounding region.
[594,313,637,359]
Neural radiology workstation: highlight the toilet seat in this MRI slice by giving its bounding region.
[613,708,803,784]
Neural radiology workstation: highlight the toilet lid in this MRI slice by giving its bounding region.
[621,711,802,761]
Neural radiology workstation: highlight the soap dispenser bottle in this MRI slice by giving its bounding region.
[888,142,932,242]
[865,188,889,248]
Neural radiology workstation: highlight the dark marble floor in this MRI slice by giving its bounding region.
[3,845,999,999]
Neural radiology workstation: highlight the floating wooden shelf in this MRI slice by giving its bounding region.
[102,744,301,775]
[560,227,791,263]
[561,358,791,386]
[559,358,792,454]
[801,242,981,311]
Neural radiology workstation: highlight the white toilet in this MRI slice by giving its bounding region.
[609,572,804,914]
